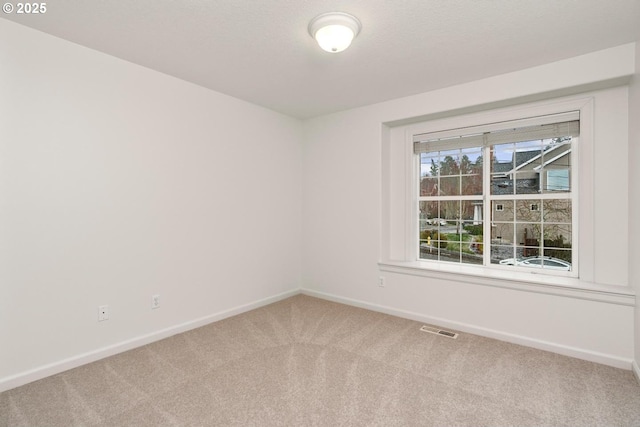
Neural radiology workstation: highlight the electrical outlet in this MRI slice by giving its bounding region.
[98,305,109,321]
[152,294,160,309]
[378,276,386,287]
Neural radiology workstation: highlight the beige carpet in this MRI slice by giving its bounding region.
[2,294,640,426]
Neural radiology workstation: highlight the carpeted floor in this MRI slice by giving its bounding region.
[2,294,640,426]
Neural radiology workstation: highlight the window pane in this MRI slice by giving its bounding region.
[420,153,439,177]
[543,200,571,223]
[544,224,572,248]
[515,141,542,195]
[418,227,449,262]
[463,221,484,263]
[420,177,438,197]
[516,199,541,222]
[420,161,430,178]
[542,141,571,193]
[545,169,570,192]
[461,200,483,222]
[439,201,460,222]
[491,175,512,194]
[491,222,513,245]
[460,149,483,196]
[461,175,482,195]
[491,143,514,195]
[419,201,439,225]
[491,144,514,171]
[419,243,439,261]
[492,200,514,222]
[439,250,461,263]
[543,249,572,267]
[439,152,460,176]
[516,223,541,258]
[525,255,572,271]
[514,171,540,194]
[460,149,483,170]
[440,176,460,196]
[447,228,462,244]
[516,223,541,243]
[464,256,483,265]
[491,245,520,265]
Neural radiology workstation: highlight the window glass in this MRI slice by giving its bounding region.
[546,169,570,192]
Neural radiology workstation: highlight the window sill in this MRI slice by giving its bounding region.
[378,260,635,306]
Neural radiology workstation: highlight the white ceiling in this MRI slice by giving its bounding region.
[3,1,640,119]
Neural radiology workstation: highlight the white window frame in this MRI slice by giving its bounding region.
[380,95,601,291]
[412,114,579,278]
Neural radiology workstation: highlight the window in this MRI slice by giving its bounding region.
[546,169,570,191]
[414,112,578,275]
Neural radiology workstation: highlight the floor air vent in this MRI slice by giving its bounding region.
[420,325,458,339]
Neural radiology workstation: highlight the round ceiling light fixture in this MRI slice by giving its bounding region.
[308,12,361,53]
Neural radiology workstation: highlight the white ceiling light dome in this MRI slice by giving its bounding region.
[308,12,362,53]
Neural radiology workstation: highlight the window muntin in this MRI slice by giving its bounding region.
[415,114,577,275]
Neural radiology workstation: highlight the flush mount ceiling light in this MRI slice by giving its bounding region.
[308,12,362,53]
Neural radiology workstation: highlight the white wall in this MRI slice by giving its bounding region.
[302,44,637,368]
[0,20,302,390]
[630,42,640,377]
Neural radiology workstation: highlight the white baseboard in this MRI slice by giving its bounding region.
[301,288,634,370]
[3,287,633,393]
[0,288,299,393]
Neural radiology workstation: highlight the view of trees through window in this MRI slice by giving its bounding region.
[418,136,574,273]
